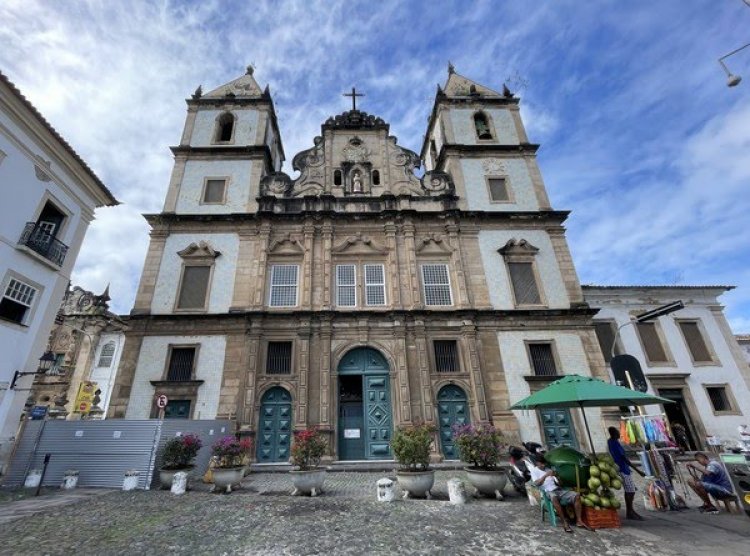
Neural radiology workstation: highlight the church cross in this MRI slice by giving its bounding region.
[343,87,364,111]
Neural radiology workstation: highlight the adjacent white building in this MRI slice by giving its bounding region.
[584,285,750,449]
[0,71,118,473]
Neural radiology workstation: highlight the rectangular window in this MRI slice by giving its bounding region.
[706,386,732,413]
[203,179,227,204]
[176,265,211,309]
[167,347,196,381]
[164,400,191,419]
[336,264,356,307]
[422,264,452,306]
[529,343,558,376]
[364,264,386,306]
[594,321,620,364]
[487,177,509,202]
[269,264,299,307]
[266,341,292,374]
[678,321,712,363]
[508,262,541,305]
[636,322,668,363]
[0,278,37,324]
[434,340,460,373]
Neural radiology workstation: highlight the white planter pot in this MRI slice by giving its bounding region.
[213,466,245,493]
[160,467,193,490]
[290,468,327,497]
[396,470,435,499]
[464,467,508,500]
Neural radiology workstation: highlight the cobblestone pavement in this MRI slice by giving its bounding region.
[0,471,748,555]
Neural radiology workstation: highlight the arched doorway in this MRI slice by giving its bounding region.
[337,347,392,460]
[257,387,292,463]
[437,384,470,459]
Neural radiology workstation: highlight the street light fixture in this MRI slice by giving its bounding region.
[610,300,684,360]
[719,43,750,87]
[9,351,57,390]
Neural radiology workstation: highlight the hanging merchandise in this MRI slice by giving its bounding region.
[639,450,654,476]
[620,420,629,445]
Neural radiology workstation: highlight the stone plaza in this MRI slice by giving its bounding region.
[1,470,748,555]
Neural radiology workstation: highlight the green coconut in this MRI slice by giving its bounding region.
[600,473,611,486]
[611,498,621,509]
[612,479,622,490]
[589,465,601,477]
[582,498,594,507]
[588,477,601,490]
[588,493,600,505]
[600,497,611,508]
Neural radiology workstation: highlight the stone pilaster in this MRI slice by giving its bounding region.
[131,230,168,315]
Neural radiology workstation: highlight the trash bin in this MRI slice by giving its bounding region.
[718,453,750,518]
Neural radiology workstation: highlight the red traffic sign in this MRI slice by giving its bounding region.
[156,394,169,409]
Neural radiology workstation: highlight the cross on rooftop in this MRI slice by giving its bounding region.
[343,87,365,111]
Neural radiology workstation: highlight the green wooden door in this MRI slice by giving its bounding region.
[164,400,190,419]
[539,408,578,449]
[257,387,292,463]
[437,385,469,459]
[338,348,392,460]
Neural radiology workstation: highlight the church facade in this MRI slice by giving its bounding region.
[109,66,611,461]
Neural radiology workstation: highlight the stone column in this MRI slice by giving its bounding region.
[319,318,333,427]
[548,228,584,306]
[412,320,433,423]
[131,230,168,314]
[392,322,412,424]
[230,229,257,310]
[296,320,311,428]
[402,221,421,309]
[384,221,401,307]
[321,223,333,309]
[252,223,272,308]
[446,220,469,308]
[463,322,489,422]
[240,327,262,428]
[302,221,315,308]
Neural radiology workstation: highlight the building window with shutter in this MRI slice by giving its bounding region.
[336,264,356,307]
[364,264,386,306]
[266,341,293,374]
[636,322,670,364]
[176,265,212,310]
[97,341,116,367]
[0,277,38,325]
[528,343,558,376]
[508,262,542,305]
[202,178,227,204]
[269,264,299,307]
[166,346,197,381]
[677,321,714,364]
[421,264,453,306]
[593,321,621,364]
[486,177,511,202]
[498,239,544,307]
[704,385,739,415]
[433,340,460,373]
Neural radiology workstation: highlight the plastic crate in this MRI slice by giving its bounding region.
[582,506,621,529]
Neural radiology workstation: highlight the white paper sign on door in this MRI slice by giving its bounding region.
[344,429,361,439]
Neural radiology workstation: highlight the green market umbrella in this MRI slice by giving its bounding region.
[510,374,673,455]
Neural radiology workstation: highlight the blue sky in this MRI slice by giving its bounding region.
[1,0,749,330]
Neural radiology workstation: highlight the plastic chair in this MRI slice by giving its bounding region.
[528,482,557,526]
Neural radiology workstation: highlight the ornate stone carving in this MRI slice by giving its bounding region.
[324,110,386,129]
[268,234,305,255]
[332,232,387,255]
[421,171,454,195]
[498,239,539,258]
[177,241,221,259]
[260,172,293,196]
[416,234,453,254]
[34,155,52,182]
[342,136,370,163]
[482,159,507,174]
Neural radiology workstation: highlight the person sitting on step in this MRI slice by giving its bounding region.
[529,455,594,533]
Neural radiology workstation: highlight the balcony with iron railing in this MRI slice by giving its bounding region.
[18,222,69,267]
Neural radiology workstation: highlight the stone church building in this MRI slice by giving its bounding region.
[109,66,611,462]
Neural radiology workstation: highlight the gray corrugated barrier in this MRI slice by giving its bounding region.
[2,419,233,489]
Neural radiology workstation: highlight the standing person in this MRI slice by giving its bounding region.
[686,452,734,513]
[529,455,594,534]
[608,426,645,520]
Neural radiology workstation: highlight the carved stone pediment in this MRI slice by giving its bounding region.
[332,233,387,255]
[416,234,453,254]
[268,234,304,255]
[177,241,221,259]
[498,239,539,258]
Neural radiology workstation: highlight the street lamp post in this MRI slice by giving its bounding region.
[610,300,684,361]
[719,42,750,87]
[9,351,57,390]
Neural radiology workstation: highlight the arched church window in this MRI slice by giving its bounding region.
[372,170,380,186]
[334,169,342,186]
[473,112,493,140]
[216,112,235,143]
[97,341,116,367]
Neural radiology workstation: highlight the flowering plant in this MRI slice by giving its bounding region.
[452,423,506,470]
[211,435,252,468]
[290,428,327,470]
[392,423,436,472]
[161,434,203,470]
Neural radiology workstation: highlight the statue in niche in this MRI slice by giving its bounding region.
[352,170,363,193]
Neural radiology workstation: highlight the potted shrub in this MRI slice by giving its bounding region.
[453,423,508,499]
[392,423,436,499]
[289,428,327,496]
[159,433,202,489]
[211,435,252,493]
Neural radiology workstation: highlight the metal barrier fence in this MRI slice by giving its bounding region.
[1,419,233,489]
